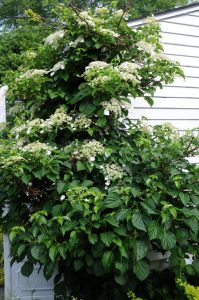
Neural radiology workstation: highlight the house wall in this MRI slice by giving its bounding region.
[0,86,6,123]
[129,10,199,133]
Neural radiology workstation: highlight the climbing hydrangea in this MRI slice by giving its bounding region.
[44,30,65,46]
[0,5,195,300]
[102,98,129,116]
[20,141,55,154]
[103,163,125,186]
[76,140,105,161]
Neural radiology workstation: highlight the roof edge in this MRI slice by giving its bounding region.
[128,2,199,26]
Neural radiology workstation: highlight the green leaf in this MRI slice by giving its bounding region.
[76,161,87,171]
[115,261,129,274]
[44,262,55,280]
[59,243,67,259]
[88,232,98,245]
[102,251,113,269]
[31,245,40,260]
[116,209,129,221]
[61,73,69,81]
[133,260,150,281]
[17,244,26,257]
[96,117,107,127]
[184,217,198,234]
[160,231,176,250]
[114,272,128,286]
[21,262,34,277]
[21,174,31,185]
[186,264,195,276]
[130,188,141,198]
[70,86,91,104]
[57,181,66,194]
[105,215,119,227]
[79,102,96,116]
[9,231,17,242]
[179,193,190,205]
[87,127,94,136]
[49,245,58,262]
[119,246,128,258]
[52,205,63,217]
[114,226,127,237]
[132,210,146,232]
[132,240,149,261]
[33,169,43,179]
[148,220,158,240]
[193,258,199,272]
[74,259,84,271]
[141,199,156,214]
[145,96,154,106]
[102,192,121,209]
[182,208,199,220]
[85,254,94,267]
[100,232,114,247]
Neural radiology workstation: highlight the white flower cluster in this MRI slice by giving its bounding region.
[103,163,125,186]
[76,10,120,38]
[24,51,37,59]
[152,53,170,61]
[98,28,119,38]
[145,16,157,24]
[12,118,41,136]
[85,61,108,71]
[43,108,72,129]
[113,9,129,20]
[140,120,152,134]
[119,62,140,84]
[20,141,54,155]
[69,35,85,48]
[18,60,66,80]
[89,75,110,87]
[73,114,92,130]
[8,103,24,117]
[12,108,92,138]
[1,156,26,168]
[119,62,140,74]
[75,140,105,162]
[49,61,65,76]
[17,69,48,80]
[84,60,141,87]
[44,30,65,46]
[120,72,140,83]
[95,7,110,14]
[77,11,96,27]
[102,98,129,117]
[137,41,155,54]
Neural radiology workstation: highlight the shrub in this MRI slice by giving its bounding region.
[0,4,198,300]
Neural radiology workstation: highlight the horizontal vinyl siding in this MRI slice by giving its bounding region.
[189,11,199,17]
[160,21,199,37]
[131,11,199,131]
[0,87,6,123]
[162,32,199,47]
[165,15,199,26]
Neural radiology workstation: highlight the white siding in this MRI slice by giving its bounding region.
[130,9,199,132]
[0,86,6,123]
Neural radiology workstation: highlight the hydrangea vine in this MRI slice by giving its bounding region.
[0,4,198,300]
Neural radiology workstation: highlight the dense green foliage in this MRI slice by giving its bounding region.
[0,0,195,84]
[0,23,51,84]
[0,5,199,300]
[0,0,195,26]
